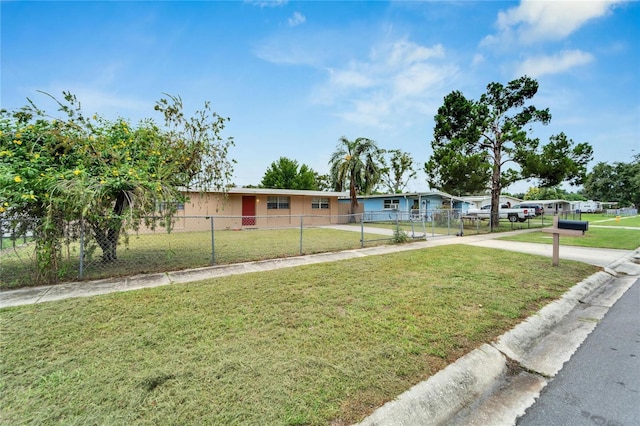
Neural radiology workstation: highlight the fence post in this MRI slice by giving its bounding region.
[0,219,3,251]
[360,213,364,248]
[79,218,85,279]
[421,214,427,240]
[410,215,415,238]
[299,215,303,255]
[431,211,435,236]
[210,216,215,265]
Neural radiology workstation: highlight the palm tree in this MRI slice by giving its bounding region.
[329,136,382,214]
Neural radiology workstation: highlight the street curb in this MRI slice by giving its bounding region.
[354,258,638,426]
[604,248,640,276]
[354,343,508,426]
[492,271,612,377]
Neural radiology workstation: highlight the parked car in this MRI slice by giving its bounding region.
[480,203,510,210]
[468,204,535,222]
[512,203,544,216]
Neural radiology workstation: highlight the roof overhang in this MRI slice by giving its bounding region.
[180,187,348,198]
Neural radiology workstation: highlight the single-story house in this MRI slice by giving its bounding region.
[461,195,523,209]
[529,199,573,214]
[158,187,350,231]
[339,191,475,222]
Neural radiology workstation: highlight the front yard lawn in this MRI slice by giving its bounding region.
[0,245,598,425]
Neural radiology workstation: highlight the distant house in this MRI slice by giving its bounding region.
[461,195,523,209]
[529,199,573,214]
[339,191,474,221]
[162,187,350,231]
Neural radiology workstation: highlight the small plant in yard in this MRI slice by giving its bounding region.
[392,228,409,243]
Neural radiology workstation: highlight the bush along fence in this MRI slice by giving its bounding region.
[1,209,548,289]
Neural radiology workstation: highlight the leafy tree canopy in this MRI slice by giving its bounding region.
[379,149,417,194]
[0,91,234,282]
[523,186,586,202]
[314,174,333,192]
[583,156,640,207]
[329,136,382,213]
[425,76,593,230]
[260,157,319,190]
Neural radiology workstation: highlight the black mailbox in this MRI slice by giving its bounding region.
[557,219,589,232]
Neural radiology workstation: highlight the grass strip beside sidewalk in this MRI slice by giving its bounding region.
[0,245,598,425]
[499,226,640,250]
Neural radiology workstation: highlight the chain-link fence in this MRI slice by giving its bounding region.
[1,209,555,289]
[604,208,638,216]
[2,213,370,288]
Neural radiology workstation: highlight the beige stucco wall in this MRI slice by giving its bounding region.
[154,191,348,232]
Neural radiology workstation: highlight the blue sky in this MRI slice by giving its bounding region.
[2,1,639,194]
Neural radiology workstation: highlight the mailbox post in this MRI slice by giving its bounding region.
[541,216,589,266]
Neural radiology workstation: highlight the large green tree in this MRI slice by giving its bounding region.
[329,136,382,214]
[523,186,586,202]
[379,149,416,194]
[583,156,640,207]
[260,157,319,190]
[425,76,593,230]
[0,92,234,282]
[314,174,333,192]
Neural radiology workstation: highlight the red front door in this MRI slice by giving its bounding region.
[242,196,256,226]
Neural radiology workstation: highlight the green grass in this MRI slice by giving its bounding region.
[1,236,33,250]
[0,228,393,289]
[500,226,640,250]
[0,245,598,425]
[580,213,640,227]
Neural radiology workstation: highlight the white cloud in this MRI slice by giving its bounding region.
[312,38,457,128]
[254,39,321,66]
[471,53,485,67]
[484,0,625,45]
[245,0,287,8]
[288,11,305,27]
[327,67,375,90]
[381,39,444,67]
[393,62,454,98]
[516,49,594,77]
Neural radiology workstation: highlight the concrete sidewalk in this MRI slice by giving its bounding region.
[465,239,629,268]
[0,229,634,309]
[0,229,516,308]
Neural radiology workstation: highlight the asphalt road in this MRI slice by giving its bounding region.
[517,278,640,426]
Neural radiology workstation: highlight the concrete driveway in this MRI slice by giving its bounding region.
[464,239,630,267]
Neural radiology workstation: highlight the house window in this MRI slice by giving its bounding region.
[383,199,400,209]
[156,201,184,213]
[267,196,290,210]
[312,197,330,209]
